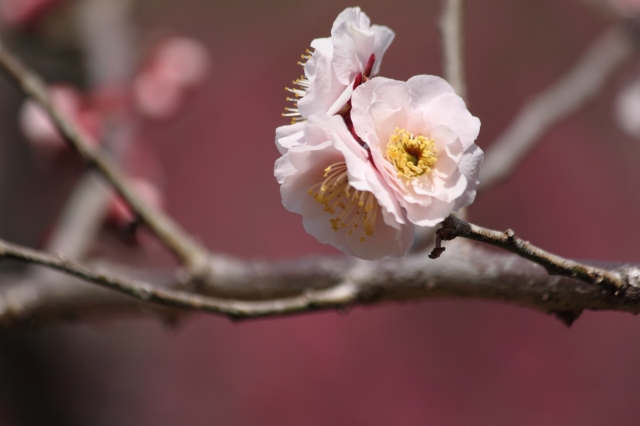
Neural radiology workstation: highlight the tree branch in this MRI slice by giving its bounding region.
[0,238,639,328]
[0,40,210,273]
[439,0,466,98]
[479,25,634,191]
[429,215,624,290]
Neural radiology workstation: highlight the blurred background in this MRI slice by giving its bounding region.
[0,0,640,424]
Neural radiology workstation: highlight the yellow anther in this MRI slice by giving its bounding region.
[386,128,437,179]
[308,162,378,243]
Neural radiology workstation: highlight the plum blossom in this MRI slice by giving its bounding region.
[351,75,482,226]
[134,37,211,119]
[107,178,163,227]
[276,113,413,260]
[19,84,102,152]
[274,9,482,259]
[0,0,61,27]
[277,7,394,154]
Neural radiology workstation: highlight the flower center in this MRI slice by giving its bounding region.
[308,162,378,242]
[386,128,437,178]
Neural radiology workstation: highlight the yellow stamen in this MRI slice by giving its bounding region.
[386,128,437,178]
[308,162,378,242]
[282,49,314,124]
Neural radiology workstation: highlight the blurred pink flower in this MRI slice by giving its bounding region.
[276,113,413,260]
[133,36,211,119]
[609,0,640,15]
[107,178,163,227]
[19,84,101,152]
[278,7,394,153]
[0,0,60,27]
[351,76,483,226]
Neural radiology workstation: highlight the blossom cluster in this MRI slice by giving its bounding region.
[275,7,483,260]
[17,34,210,242]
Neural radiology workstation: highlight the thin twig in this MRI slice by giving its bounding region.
[439,0,466,99]
[0,39,210,273]
[429,215,624,289]
[479,25,634,191]
[0,238,357,319]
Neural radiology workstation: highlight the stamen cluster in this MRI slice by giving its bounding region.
[308,162,376,241]
[386,128,437,178]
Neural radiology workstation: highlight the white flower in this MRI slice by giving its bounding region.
[277,7,394,154]
[351,75,483,226]
[276,113,413,260]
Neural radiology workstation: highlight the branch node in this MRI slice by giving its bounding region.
[553,310,582,327]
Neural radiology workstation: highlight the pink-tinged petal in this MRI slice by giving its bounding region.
[330,8,372,84]
[403,197,455,227]
[428,171,467,202]
[453,144,484,211]
[331,25,371,85]
[351,76,395,111]
[298,54,347,118]
[330,8,394,86]
[422,93,480,150]
[275,122,305,154]
[290,8,394,121]
[431,125,463,174]
[274,153,296,184]
[300,195,411,260]
[280,141,339,214]
[305,37,332,82]
[308,114,406,226]
[407,75,455,110]
[370,25,395,76]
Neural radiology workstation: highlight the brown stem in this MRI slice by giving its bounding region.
[0,39,210,274]
[429,215,624,289]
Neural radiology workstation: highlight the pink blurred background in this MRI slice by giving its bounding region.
[1,0,640,424]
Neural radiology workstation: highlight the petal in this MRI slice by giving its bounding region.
[308,113,407,226]
[300,194,412,260]
[453,143,484,211]
[305,37,333,81]
[274,152,296,184]
[422,93,481,150]
[275,122,305,154]
[331,7,374,85]
[407,75,455,110]
[298,55,347,118]
[403,196,455,227]
[370,25,395,76]
[281,141,339,214]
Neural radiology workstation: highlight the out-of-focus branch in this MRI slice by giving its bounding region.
[479,25,634,191]
[40,0,136,262]
[429,215,624,289]
[0,39,210,273]
[0,238,639,327]
[439,0,466,99]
